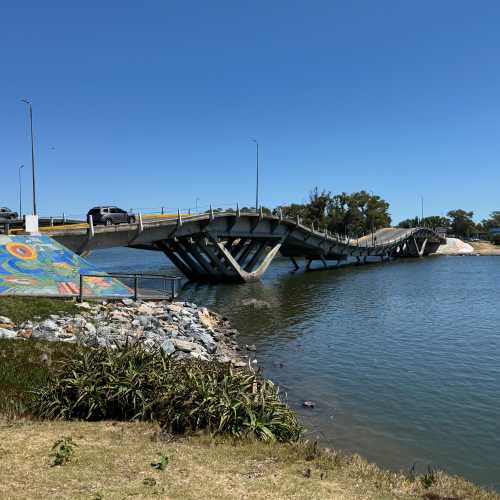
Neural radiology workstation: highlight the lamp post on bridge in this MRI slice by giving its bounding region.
[420,195,424,226]
[21,98,37,216]
[251,139,259,213]
[18,165,24,217]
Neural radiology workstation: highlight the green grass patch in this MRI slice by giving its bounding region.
[0,296,79,324]
[0,339,76,416]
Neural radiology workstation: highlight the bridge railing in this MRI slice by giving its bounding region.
[78,273,183,302]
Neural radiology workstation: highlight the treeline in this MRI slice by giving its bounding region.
[275,188,391,237]
[398,210,500,238]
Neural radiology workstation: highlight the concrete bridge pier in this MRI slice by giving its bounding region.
[155,234,283,283]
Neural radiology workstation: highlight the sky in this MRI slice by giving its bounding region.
[1,1,499,222]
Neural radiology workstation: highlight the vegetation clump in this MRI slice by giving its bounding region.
[0,296,79,325]
[32,345,302,442]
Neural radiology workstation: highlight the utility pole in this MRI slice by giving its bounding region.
[21,99,37,215]
[252,139,259,212]
[421,195,424,225]
[18,165,24,217]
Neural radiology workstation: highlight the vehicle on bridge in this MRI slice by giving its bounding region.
[0,207,18,220]
[87,206,136,226]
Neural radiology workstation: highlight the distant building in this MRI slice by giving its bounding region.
[435,227,448,239]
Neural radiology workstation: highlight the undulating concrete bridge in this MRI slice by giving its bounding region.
[45,210,444,283]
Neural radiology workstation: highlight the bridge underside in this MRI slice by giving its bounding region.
[143,233,441,284]
[153,235,283,283]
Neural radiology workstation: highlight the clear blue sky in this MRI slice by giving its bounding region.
[1,1,499,222]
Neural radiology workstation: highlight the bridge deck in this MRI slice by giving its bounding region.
[40,212,443,283]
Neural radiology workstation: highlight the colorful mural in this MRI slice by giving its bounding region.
[0,235,131,297]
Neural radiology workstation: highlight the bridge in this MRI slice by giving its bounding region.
[43,210,444,283]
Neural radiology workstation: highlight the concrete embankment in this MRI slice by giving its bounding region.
[0,234,129,297]
[0,299,247,366]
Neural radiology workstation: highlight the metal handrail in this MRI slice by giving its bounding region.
[79,272,183,302]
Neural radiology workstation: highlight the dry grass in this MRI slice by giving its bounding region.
[468,241,500,255]
[0,419,497,500]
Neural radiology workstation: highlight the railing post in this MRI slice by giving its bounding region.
[79,274,84,302]
[134,275,139,301]
[171,279,176,300]
[88,214,94,237]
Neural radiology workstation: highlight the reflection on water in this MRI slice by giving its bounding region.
[88,248,500,490]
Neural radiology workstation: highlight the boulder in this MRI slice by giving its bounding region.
[172,339,198,353]
[0,328,17,339]
[161,339,176,355]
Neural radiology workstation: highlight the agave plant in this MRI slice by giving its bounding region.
[32,345,303,442]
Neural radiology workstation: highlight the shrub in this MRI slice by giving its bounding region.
[32,346,303,442]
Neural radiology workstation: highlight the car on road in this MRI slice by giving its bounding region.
[87,206,136,226]
[0,207,18,220]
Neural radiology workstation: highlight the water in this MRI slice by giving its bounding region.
[88,248,500,490]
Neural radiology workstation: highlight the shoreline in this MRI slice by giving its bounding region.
[0,298,248,367]
[1,296,499,498]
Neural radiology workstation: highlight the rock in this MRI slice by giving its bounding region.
[189,351,210,361]
[191,331,217,354]
[302,401,315,409]
[172,339,199,353]
[17,329,32,339]
[161,339,175,355]
[0,328,17,339]
[137,303,155,315]
[0,315,14,327]
[122,298,134,306]
[233,360,247,368]
[245,344,257,352]
[110,310,129,322]
[84,322,97,335]
[75,301,91,309]
[41,319,59,331]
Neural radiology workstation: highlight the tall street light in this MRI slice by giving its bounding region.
[18,165,24,217]
[251,139,259,212]
[420,195,424,225]
[21,99,37,216]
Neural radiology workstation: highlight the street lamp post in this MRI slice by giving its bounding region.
[195,197,200,213]
[420,195,424,226]
[21,99,37,216]
[18,165,24,217]
[252,139,259,212]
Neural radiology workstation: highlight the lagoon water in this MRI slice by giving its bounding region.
[89,249,500,490]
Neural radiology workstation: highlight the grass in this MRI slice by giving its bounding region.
[0,339,76,416]
[0,296,79,324]
[0,419,497,500]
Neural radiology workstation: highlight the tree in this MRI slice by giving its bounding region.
[398,215,450,230]
[481,211,500,231]
[278,188,391,237]
[447,209,476,238]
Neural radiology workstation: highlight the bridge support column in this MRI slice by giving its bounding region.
[156,234,284,283]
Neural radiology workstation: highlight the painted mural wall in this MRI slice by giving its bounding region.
[0,235,131,297]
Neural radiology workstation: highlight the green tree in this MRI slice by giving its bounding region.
[447,209,476,238]
[481,211,500,231]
